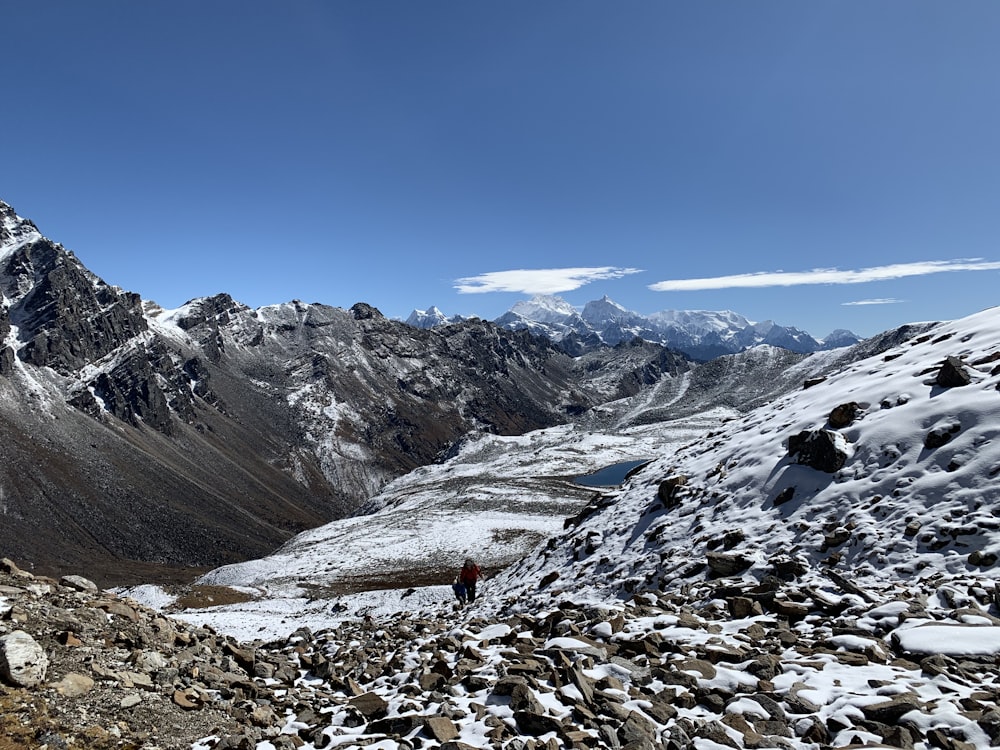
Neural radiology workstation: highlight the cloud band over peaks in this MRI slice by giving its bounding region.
[649,259,1000,292]
[455,266,642,295]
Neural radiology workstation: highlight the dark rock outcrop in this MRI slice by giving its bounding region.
[787,429,848,473]
[935,356,971,387]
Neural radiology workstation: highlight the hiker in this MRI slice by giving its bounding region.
[458,558,483,603]
[452,578,467,605]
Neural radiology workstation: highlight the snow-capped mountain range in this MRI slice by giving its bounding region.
[408,295,861,359]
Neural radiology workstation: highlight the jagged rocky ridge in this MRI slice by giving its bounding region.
[409,296,861,360]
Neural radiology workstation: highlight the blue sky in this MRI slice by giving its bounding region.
[4,2,999,338]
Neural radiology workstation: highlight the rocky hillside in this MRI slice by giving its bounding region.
[9,545,999,750]
[1,199,699,585]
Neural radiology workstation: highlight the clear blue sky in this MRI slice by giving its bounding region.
[5,2,999,337]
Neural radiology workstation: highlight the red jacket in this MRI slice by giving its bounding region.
[459,564,481,586]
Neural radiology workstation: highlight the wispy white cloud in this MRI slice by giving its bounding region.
[455,267,643,295]
[842,298,904,306]
[649,259,1000,292]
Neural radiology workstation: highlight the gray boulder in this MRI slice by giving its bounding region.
[0,630,49,687]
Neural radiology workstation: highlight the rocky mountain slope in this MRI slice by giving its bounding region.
[1,199,695,584]
[410,295,860,359]
[103,304,999,750]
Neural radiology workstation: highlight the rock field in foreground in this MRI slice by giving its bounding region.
[3,555,1000,749]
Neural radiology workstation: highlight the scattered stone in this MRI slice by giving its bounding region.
[925,420,962,449]
[539,571,560,588]
[860,694,924,724]
[425,716,460,742]
[349,691,389,719]
[658,476,688,508]
[59,575,99,593]
[707,552,753,577]
[53,672,95,697]
[969,550,998,567]
[120,694,143,709]
[514,710,564,736]
[727,596,763,618]
[772,487,795,507]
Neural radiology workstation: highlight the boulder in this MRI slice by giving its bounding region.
[787,429,848,473]
[510,682,544,714]
[367,714,424,736]
[348,691,388,719]
[828,402,860,428]
[53,672,95,697]
[60,575,99,593]
[424,716,460,742]
[514,710,564,736]
[925,421,962,449]
[707,552,753,577]
[860,694,923,724]
[936,356,971,387]
[658,476,688,508]
[618,711,657,746]
[0,630,49,687]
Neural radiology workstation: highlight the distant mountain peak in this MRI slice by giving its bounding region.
[406,305,457,329]
[500,297,860,358]
[509,295,580,323]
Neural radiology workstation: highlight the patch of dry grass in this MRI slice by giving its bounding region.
[172,585,256,610]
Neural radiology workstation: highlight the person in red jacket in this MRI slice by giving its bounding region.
[458,559,483,603]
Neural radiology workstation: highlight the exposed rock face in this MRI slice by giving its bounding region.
[3,238,148,373]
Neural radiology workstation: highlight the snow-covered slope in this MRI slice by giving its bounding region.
[501,305,1000,605]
